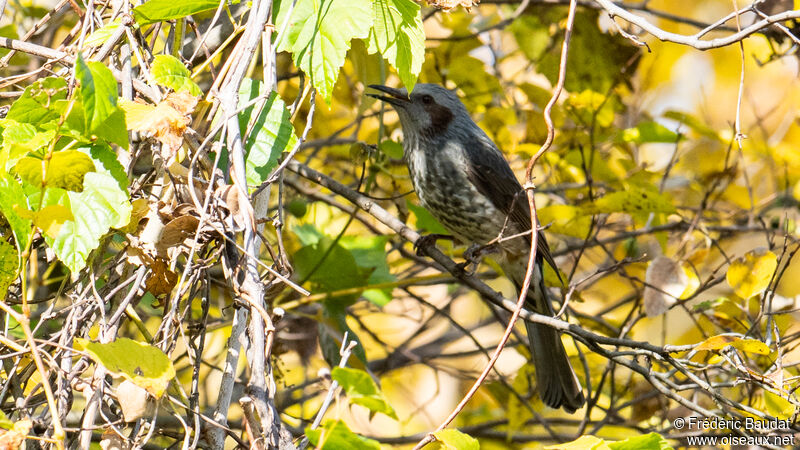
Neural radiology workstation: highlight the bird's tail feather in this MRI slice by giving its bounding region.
[506,263,585,413]
[525,319,584,413]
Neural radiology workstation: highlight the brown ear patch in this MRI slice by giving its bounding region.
[425,103,454,135]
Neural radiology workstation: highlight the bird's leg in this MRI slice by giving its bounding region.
[457,243,498,275]
[413,233,455,256]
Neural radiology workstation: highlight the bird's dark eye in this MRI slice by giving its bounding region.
[421,94,434,105]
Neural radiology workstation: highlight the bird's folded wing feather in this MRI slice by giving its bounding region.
[463,133,560,275]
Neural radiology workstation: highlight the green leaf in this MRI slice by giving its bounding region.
[0,240,19,302]
[274,0,373,102]
[0,120,55,169]
[545,436,609,450]
[0,171,33,252]
[151,55,202,96]
[608,432,673,450]
[331,367,398,419]
[92,107,130,149]
[294,236,368,293]
[237,79,298,188]
[75,56,119,136]
[367,0,425,90]
[6,77,68,128]
[589,186,675,216]
[379,139,403,159]
[84,19,122,47]
[14,150,96,191]
[78,143,129,191]
[431,429,480,450]
[133,0,224,26]
[538,9,639,92]
[48,172,131,272]
[506,363,537,437]
[510,15,550,62]
[663,110,720,140]
[622,121,679,144]
[293,223,324,246]
[304,420,380,450]
[340,235,395,306]
[407,200,448,235]
[74,337,176,398]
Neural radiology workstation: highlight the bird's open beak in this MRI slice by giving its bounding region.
[367,84,409,107]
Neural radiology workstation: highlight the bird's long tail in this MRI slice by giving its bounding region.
[505,261,585,413]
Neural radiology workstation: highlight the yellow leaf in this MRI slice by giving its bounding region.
[0,418,32,449]
[680,265,700,299]
[764,391,795,419]
[13,150,95,191]
[695,335,770,355]
[793,179,800,202]
[538,204,592,238]
[695,335,740,352]
[732,338,771,355]
[726,248,777,299]
[74,337,176,398]
[15,204,73,239]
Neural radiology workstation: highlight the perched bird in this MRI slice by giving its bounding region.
[368,83,585,412]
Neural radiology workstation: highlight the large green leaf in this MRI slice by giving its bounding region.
[237,79,298,188]
[331,367,397,419]
[304,420,380,450]
[367,0,425,90]
[74,338,176,398]
[73,57,129,148]
[151,55,202,96]
[133,0,223,26]
[0,172,32,252]
[75,56,118,136]
[6,77,68,128]
[48,172,131,272]
[274,0,373,102]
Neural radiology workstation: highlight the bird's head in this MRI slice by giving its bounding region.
[367,83,468,139]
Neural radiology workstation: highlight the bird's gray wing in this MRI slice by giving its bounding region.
[463,134,560,274]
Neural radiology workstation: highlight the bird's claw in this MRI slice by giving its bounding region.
[413,233,454,256]
[457,243,496,276]
[464,243,496,263]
